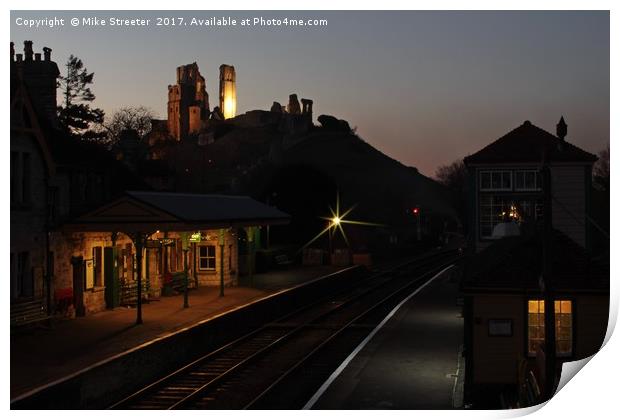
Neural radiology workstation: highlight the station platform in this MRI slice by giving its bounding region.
[10,265,338,399]
[311,265,465,409]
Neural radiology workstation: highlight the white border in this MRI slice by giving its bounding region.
[4,3,616,420]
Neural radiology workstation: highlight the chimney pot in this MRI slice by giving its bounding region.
[16,53,23,63]
[23,40,33,61]
[35,53,41,61]
[43,47,51,61]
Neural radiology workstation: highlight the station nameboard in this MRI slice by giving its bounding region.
[145,240,161,249]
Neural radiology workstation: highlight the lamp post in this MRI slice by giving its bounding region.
[266,192,277,250]
[181,232,190,308]
[329,217,340,265]
[130,232,147,325]
[219,229,225,297]
[541,165,556,401]
[245,226,255,288]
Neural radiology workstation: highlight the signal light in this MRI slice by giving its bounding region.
[412,207,420,215]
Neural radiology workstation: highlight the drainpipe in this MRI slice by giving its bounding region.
[219,229,225,297]
[44,179,52,317]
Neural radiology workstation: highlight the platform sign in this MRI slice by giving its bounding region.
[189,232,202,243]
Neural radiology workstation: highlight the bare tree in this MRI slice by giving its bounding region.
[435,160,467,190]
[435,159,469,233]
[102,106,155,145]
[593,143,610,191]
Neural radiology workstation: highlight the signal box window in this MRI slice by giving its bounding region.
[527,299,573,357]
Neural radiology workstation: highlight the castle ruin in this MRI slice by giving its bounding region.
[167,63,210,141]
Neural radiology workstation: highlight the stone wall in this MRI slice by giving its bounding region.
[51,231,134,315]
[10,132,49,301]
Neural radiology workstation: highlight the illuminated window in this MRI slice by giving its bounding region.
[198,245,216,271]
[93,246,103,287]
[527,300,573,357]
[479,196,543,239]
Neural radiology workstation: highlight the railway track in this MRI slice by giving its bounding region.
[110,250,460,410]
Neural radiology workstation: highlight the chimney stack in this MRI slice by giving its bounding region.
[12,40,61,127]
[24,40,33,61]
[556,116,567,141]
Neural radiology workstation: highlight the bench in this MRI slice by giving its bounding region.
[54,288,73,315]
[11,299,50,328]
[120,279,151,306]
[164,272,197,293]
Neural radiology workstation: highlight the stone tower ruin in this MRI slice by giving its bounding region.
[219,64,236,119]
[167,63,210,141]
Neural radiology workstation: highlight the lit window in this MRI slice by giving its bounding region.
[198,245,216,271]
[527,300,573,357]
[479,196,543,239]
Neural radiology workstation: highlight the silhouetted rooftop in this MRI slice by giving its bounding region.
[464,121,597,165]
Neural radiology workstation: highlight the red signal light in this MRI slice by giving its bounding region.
[412,207,419,215]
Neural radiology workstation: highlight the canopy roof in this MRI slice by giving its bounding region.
[63,191,290,233]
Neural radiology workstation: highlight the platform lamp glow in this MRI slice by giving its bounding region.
[301,191,384,253]
[219,64,236,119]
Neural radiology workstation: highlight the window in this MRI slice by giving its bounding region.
[479,196,513,238]
[17,252,33,298]
[515,170,542,191]
[480,171,512,191]
[527,300,573,357]
[10,152,31,205]
[198,245,216,270]
[93,247,103,287]
[555,300,573,356]
[479,196,543,238]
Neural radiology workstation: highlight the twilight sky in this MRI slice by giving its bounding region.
[10,10,609,176]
